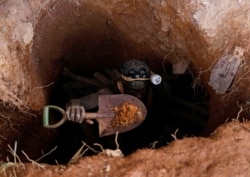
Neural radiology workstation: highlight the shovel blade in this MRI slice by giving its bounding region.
[96,94,147,137]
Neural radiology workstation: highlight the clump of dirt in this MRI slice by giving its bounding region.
[111,102,143,127]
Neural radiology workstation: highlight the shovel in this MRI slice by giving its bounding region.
[43,94,147,137]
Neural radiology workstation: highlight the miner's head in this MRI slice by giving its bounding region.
[120,59,150,100]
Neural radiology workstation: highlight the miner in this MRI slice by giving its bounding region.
[65,59,161,124]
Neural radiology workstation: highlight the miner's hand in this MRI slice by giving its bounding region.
[66,104,93,124]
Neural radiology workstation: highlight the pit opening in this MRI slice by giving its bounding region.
[2,1,212,165]
[34,1,209,164]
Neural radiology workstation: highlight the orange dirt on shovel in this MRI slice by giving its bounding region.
[43,94,147,136]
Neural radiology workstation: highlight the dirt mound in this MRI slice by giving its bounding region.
[2,121,250,177]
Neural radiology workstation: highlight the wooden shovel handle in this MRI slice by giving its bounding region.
[85,112,115,119]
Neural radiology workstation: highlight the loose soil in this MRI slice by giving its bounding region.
[2,121,250,177]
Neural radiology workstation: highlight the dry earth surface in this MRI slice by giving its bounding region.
[2,121,250,177]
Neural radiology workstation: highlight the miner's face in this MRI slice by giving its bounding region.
[122,80,149,100]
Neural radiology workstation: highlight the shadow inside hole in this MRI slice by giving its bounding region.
[42,64,209,164]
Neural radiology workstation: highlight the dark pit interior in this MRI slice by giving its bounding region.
[30,1,209,164]
[39,64,209,164]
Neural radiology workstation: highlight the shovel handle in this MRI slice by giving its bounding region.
[43,105,115,128]
[85,112,115,119]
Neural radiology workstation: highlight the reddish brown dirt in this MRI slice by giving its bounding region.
[2,121,250,177]
[2,1,250,176]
